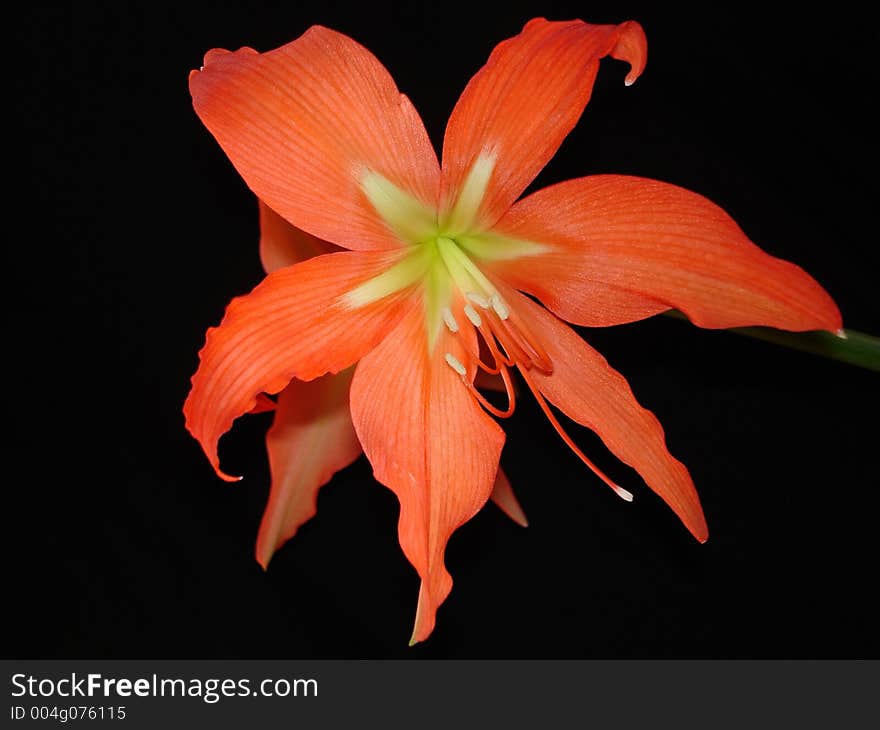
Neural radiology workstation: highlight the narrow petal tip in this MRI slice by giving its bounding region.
[613,484,634,502]
[490,469,529,527]
[691,516,709,544]
[255,551,271,572]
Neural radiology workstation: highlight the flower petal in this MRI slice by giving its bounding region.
[191,27,440,251]
[256,368,362,569]
[184,251,409,481]
[258,199,342,274]
[489,175,842,330]
[505,286,708,542]
[490,468,528,528]
[350,305,505,644]
[439,18,646,231]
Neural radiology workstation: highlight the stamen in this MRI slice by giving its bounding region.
[435,236,500,302]
[436,236,483,295]
[466,291,491,309]
[442,307,460,333]
[479,319,516,369]
[485,315,541,372]
[449,323,502,374]
[490,293,509,320]
[461,338,517,419]
[519,367,633,503]
[451,245,499,297]
[463,303,483,327]
[465,369,515,419]
[499,314,554,375]
[444,352,467,376]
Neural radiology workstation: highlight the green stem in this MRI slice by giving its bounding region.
[662,311,880,373]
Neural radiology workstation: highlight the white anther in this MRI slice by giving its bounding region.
[490,293,510,320]
[466,291,491,309]
[442,307,460,333]
[444,352,467,376]
[612,484,634,502]
[463,303,483,327]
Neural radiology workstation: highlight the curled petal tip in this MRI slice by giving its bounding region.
[613,484,634,502]
[612,20,648,87]
[215,468,243,483]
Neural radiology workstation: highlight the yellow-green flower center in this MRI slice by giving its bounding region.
[346,155,547,347]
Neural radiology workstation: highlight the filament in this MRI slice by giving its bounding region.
[518,367,633,502]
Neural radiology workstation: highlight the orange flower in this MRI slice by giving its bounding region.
[184,19,841,644]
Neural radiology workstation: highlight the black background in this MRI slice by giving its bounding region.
[10,1,878,658]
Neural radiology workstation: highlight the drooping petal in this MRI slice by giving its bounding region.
[190,27,440,251]
[490,468,528,528]
[350,305,505,644]
[504,286,708,542]
[259,199,342,273]
[256,368,362,569]
[256,202,359,567]
[184,251,410,481]
[488,175,841,330]
[439,18,646,232]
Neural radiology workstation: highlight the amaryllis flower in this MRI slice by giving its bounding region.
[184,18,841,644]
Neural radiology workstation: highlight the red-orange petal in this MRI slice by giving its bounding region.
[191,27,439,251]
[256,368,362,570]
[184,250,409,481]
[490,175,842,330]
[439,18,646,230]
[490,468,528,528]
[505,286,708,542]
[350,305,505,644]
[258,199,342,274]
